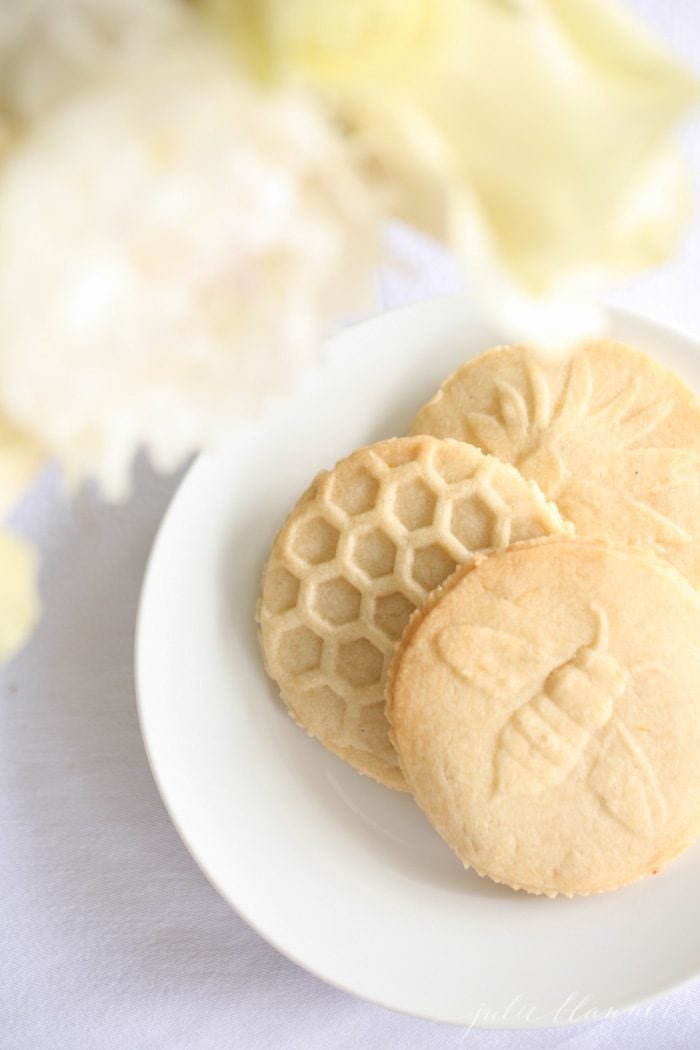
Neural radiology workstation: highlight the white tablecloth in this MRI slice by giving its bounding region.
[3,3,700,1047]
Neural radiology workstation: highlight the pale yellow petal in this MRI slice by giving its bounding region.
[0,528,39,663]
[0,412,44,518]
[333,0,698,293]
[425,0,698,293]
[199,0,457,84]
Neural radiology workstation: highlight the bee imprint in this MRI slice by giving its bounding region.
[491,606,629,798]
[588,719,667,837]
[438,625,532,696]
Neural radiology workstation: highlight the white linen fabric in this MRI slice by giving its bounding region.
[2,3,700,1046]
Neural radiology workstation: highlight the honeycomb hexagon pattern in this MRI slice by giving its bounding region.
[258,436,571,790]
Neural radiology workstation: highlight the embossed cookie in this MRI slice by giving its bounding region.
[410,341,700,584]
[387,537,700,895]
[258,436,569,790]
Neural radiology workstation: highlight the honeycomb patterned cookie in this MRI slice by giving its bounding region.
[410,340,700,585]
[258,436,570,790]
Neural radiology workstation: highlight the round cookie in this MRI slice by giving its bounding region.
[410,340,700,585]
[387,537,700,895]
[258,436,570,790]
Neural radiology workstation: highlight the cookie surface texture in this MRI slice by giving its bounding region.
[258,436,569,790]
[410,340,700,584]
[387,538,700,894]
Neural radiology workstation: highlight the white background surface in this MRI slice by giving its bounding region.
[3,2,700,1047]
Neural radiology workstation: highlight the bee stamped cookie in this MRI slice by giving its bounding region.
[258,436,569,790]
[387,537,700,896]
[410,340,700,585]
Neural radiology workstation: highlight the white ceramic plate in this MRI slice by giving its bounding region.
[136,297,700,1028]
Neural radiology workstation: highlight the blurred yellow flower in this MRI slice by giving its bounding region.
[0,527,39,664]
[201,0,698,346]
[0,412,43,518]
[0,413,43,662]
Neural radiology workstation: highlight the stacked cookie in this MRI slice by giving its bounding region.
[258,339,700,896]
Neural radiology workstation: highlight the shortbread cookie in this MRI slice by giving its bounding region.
[258,436,569,790]
[410,341,700,584]
[387,537,700,895]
